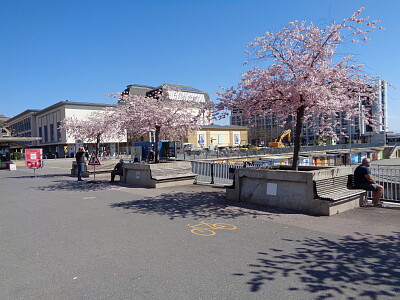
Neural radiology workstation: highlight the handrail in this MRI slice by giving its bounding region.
[389,143,399,158]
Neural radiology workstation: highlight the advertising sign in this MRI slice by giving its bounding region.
[75,139,83,148]
[167,90,206,103]
[218,134,223,145]
[25,149,43,168]
[234,134,240,144]
[198,134,205,146]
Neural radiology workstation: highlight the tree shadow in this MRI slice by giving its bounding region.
[35,180,123,192]
[7,173,72,179]
[233,232,400,299]
[110,191,301,220]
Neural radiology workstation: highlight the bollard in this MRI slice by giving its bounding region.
[210,163,214,184]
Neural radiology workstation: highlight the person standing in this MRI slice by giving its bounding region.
[147,149,155,163]
[75,146,86,181]
[354,158,384,207]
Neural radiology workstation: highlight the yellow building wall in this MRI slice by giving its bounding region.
[128,128,248,148]
[187,128,248,148]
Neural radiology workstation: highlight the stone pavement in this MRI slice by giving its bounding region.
[1,158,400,300]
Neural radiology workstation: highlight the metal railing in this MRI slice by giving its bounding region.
[366,166,400,202]
[178,142,386,161]
[191,161,245,185]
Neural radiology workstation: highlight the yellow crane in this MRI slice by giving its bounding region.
[268,129,291,148]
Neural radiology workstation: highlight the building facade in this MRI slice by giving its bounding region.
[122,83,250,149]
[122,83,212,126]
[186,125,248,149]
[5,101,126,158]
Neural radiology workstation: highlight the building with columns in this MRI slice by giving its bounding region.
[4,101,126,158]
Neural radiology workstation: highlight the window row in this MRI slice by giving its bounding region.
[38,122,61,143]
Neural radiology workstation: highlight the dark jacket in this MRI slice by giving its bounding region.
[114,162,124,174]
[76,151,86,163]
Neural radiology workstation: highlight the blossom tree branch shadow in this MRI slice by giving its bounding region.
[110,191,301,220]
[233,232,400,299]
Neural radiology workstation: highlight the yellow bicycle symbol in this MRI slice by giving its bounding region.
[187,221,237,236]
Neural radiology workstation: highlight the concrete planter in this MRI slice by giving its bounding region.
[71,161,89,177]
[226,165,359,216]
[122,161,195,188]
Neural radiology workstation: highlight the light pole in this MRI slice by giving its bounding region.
[349,117,352,166]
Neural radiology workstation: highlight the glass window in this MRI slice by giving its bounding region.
[44,126,48,143]
[50,124,54,142]
[39,127,42,144]
[57,122,61,141]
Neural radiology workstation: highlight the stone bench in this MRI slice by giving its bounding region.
[150,166,196,182]
[314,175,367,205]
[123,161,196,188]
[71,161,119,178]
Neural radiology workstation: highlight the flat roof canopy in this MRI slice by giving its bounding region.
[0,137,41,142]
[0,137,42,148]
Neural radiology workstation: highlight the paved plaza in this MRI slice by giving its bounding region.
[1,158,399,300]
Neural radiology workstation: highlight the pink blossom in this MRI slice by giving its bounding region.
[217,7,384,169]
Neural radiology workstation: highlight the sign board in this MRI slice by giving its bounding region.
[75,139,83,148]
[234,134,240,144]
[88,151,101,165]
[198,134,205,146]
[167,90,206,103]
[25,149,43,168]
[218,134,223,145]
[266,183,278,196]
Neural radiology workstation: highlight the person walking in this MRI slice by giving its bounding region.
[354,158,384,207]
[75,146,86,181]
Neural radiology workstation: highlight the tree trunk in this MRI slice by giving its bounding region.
[96,133,101,155]
[154,125,161,163]
[292,105,305,170]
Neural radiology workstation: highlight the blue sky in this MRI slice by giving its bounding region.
[1,0,399,130]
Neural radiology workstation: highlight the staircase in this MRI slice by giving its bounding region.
[383,145,400,159]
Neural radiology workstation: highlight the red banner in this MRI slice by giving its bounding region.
[25,149,43,168]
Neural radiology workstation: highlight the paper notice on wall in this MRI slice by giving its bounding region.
[266,183,277,196]
[136,172,140,179]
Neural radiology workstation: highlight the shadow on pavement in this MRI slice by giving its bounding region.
[35,180,122,192]
[110,191,301,220]
[233,231,400,299]
[7,173,72,179]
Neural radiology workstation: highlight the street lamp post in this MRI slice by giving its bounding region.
[349,117,352,166]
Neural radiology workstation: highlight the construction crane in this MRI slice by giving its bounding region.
[268,129,292,148]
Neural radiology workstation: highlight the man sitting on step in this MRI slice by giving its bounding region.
[354,158,384,207]
[110,159,124,183]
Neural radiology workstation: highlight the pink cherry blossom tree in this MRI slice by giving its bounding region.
[217,7,385,169]
[116,90,210,163]
[60,107,125,154]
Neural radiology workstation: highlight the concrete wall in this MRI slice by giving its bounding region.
[123,161,193,188]
[187,128,248,148]
[227,166,357,215]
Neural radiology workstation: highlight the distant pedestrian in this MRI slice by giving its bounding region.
[354,158,384,207]
[147,149,155,162]
[110,159,124,182]
[75,147,86,181]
